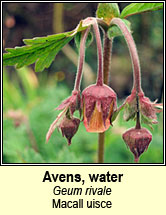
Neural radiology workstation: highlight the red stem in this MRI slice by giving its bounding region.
[110,18,142,93]
[93,19,103,86]
[111,18,142,131]
[74,27,90,91]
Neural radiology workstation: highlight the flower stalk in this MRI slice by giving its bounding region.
[110,17,142,128]
[82,19,117,135]
[74,27,90,91]
[111,18,163,162]
[92,19,103,86]
[110,18,142,94]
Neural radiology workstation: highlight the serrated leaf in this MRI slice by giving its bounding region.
[16,53,38,69]
[74,31,93,50]
[120,3,163,18]
[3,34,73,72]
[23,31,71,45]
[3,18,93,72]
[107,19,131,38]
[35,37,72,72]
[96,3,120,25]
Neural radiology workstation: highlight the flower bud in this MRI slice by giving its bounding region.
[59,116,80,145]
[122,127,152,162]
[82,84,117,133]
[46,107,80,145]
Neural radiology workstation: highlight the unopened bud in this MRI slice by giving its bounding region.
[59,116,80,145]
[122,127,152,162]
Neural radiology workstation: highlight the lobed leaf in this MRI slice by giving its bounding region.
[23,31,71,45]
[3,36,73,72]
[3,19,92,72]
[34,37,72,72]
[120,3,163,18]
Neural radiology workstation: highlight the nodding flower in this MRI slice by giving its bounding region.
[110,18,162,162]
[81,18,117,133]
[45,25,90,145]
[82,84,117,133]
[46,18,118,143]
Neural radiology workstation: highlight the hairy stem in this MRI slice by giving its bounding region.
[74,27,90,91]
[98,32,113,163]
[110,18,142,93]
[103,33,113,84]
[111,18,142,128]
[93,19,103,86]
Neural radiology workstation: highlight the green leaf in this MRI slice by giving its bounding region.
[23,32,70,45]
[3,32,74,72]
[107,19,131,38]
[123,102,137,122]
[3,18,92,72]
[141,113,154,130]
[111,105,124,123]
[34,37,72,72]
[120,3,163,18]
[74,31,93,50]
[96,3,120,25]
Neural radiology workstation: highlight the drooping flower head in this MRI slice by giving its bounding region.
[110,17,163,163]
[81,18,117,133]
[110,18,162,127]
[46,26,91,145]
[82,84,117,133]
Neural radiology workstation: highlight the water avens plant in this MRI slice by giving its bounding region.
[3,3,163,163]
